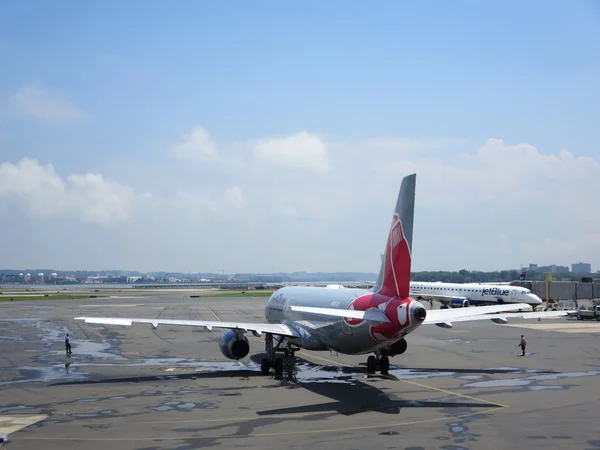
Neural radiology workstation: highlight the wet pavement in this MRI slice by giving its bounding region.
[1,293,600,449]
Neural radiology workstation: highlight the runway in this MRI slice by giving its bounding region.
[1,293,600,449]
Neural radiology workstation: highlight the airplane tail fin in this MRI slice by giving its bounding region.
[373,174,416,298]
[519,270,527,281]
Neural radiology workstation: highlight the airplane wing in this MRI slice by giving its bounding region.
[74,317,300,338]
[422,304,574,328]
[288,305,390,323]
[423,303,531,324]
[447,310,577,323]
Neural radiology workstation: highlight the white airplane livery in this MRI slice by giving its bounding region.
[410,282,543,309]
[75,174,571,376]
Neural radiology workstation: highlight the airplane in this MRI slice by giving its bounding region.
[361,267,541,309]
[408,281,543,310]
[74,173,572,377]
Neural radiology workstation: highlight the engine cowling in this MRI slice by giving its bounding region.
[450,298,469,308]
[382,338,407,356]
[218,329,250,360]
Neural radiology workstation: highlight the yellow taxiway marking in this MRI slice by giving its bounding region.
[206,306,221,322]
[0,415,47,434]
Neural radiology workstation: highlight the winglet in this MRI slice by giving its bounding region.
[373,173,416,298]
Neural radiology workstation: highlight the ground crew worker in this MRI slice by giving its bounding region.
[65,333,72,355]
[518,334,527,356]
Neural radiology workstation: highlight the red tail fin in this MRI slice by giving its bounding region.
[373,174,416,298]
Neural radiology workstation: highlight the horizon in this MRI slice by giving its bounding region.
[1,1,599,273]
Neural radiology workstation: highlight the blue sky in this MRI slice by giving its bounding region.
[1,1,599,273]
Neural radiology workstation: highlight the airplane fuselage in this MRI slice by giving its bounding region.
[410,282,542,307]
[264,286,427,355]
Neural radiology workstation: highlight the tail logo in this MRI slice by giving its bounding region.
[377,214,411,298]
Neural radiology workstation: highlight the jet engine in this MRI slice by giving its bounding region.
[450,298,469,308]
[218,329,250,360]
[382,338,408,356]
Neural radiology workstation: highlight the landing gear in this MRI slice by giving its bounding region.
[261,358,270,375]
[367,355,377,373]
[380,355,390,374]
[366,352,391,375]
[260,334,298,379]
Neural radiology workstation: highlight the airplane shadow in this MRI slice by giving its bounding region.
[50,354,509,417]
[256,379,494,416]
[249,354,503,416]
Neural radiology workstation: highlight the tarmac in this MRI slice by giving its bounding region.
[1,292,600,450]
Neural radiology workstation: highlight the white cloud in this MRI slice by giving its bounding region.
[253,131,329,172]
[373,138,600,211]
[170,186,246,224]
[2,133,599,273]
[169,126,219,162]
[0,158,134,226]
[10,85,88,122]
[371,137,600,270]
[223,185,244,209]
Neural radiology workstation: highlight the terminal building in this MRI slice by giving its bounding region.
[572,262,592,274]
[511,278,600,303]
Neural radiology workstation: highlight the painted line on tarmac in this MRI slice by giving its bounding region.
[0,415,47,434]
[206,306,221,322]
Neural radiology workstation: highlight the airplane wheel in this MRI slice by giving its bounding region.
[274,358,284,376]
[261,358,270,375]
[380,355,390,375]
[367,355,377,374]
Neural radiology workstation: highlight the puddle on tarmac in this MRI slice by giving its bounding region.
[0,364,88,387]
[463,370,600,389]
[48,340,127,361]
[149,400,218,411]
[71,410,116,418]
[0,405,33,413]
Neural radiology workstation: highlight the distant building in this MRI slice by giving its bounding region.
[572,262,591,273]
[528,264,569,273]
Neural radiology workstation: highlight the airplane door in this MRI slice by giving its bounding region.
[511,290,517,300]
